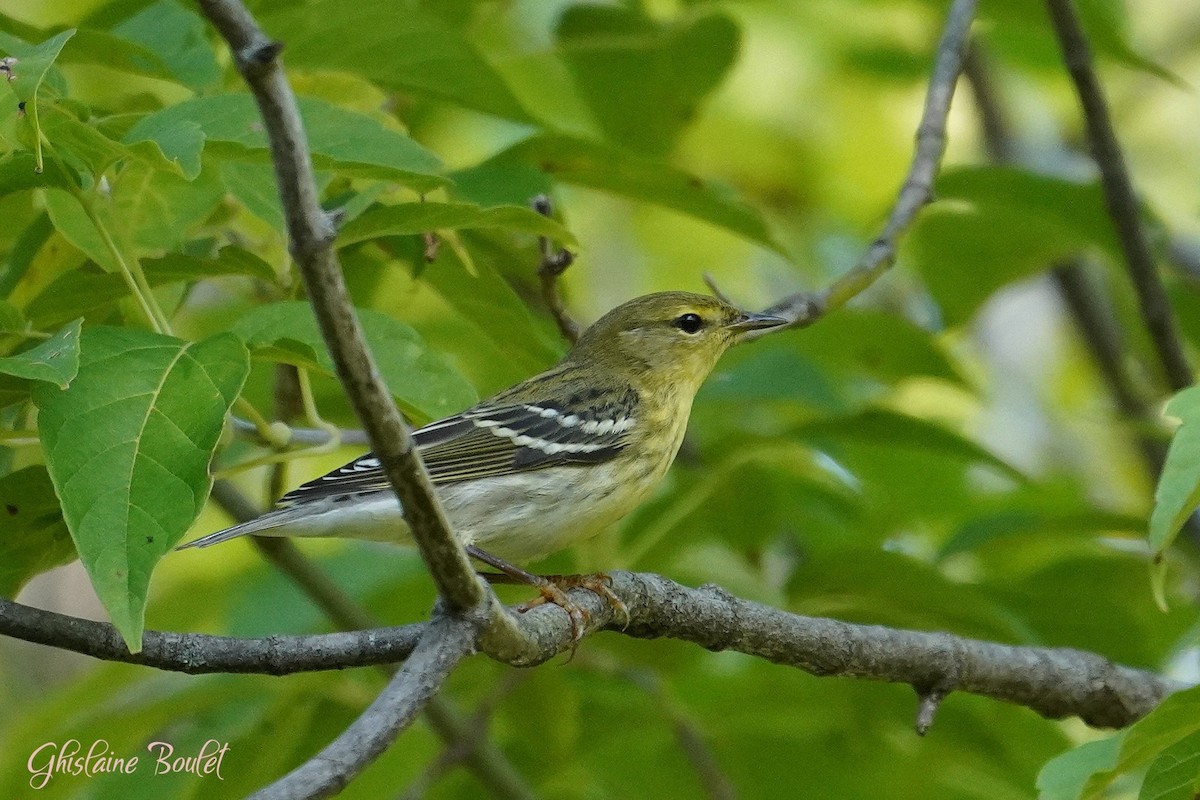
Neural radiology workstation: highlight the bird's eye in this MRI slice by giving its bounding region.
[673,313,704,334]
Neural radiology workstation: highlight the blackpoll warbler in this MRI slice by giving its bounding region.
[184,292,785,595]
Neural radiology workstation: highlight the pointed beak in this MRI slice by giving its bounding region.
[726,310,789,335]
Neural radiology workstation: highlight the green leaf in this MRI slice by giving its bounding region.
[143,247,277,283]
[38,103,186,183]
[106,159,225,253]
[40,104,142,180]
[0,28,74,174]
[980,0,1184,85]
[458,133,785,254]
[259,0,532,122]
[1073,686,1200,798]
[338,201,576,248]
[1149,387,1200,556]
[0,152,79,194]
[24,248,274,331]
[124,94,447,190]
[25,266,134,329]
[940,506,1144,559]
[0,300,22,331]
[0,375,28,410]
[0,19,197,85]
[556,6,739,155]
[33,327,249,651]
[110,0,221,91]
[232,301,476,421]
[0,28,73,106]
[43,188,116,271]
[906,166,1118,325]
[697,344,846,413]
[783,309,967,387]
[218,160,291,230]
[54,28,174,82]
[1037,735,1123,800]
[0,210,54,299]
[1140,729,1200,800]
[0,317,80,387]
[990,555,1188,668]
[794,408,1025,482]
[0,465,74,598]
[784,547,1030,641]
[125,116,204,181]
[417,238,565,377]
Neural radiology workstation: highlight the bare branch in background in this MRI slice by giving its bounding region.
[1045,0,1194,392]
[963,41,1200,543]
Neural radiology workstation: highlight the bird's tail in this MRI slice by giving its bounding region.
[177,507,299,549]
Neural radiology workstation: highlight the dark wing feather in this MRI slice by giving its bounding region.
[277,395,637,507]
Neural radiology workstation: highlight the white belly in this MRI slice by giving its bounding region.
[273,458,668,563]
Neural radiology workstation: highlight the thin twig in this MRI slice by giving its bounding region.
[532,194,581,344]
[702,273,734,306]
[230,415,370,446]
[194,0,522,630]
[963,43,1156,439]
[215,484,538,800]
[758,0,978,330]
[1045,0,1194,392]
[914,689,945,736]
[249,545,535,800]
[962,43,1017,165]
[249,614,477,800]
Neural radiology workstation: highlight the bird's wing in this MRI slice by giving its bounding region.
[276,398,638,506]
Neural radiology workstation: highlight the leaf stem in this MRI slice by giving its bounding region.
[36,132,171,335]
[296,367,342,454]
[234,396,290,448]
[78,195,172,335]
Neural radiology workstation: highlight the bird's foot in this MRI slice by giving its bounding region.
[466,546,628,643]
[514,572,629,641]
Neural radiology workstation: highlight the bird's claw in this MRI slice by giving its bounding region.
[516,573,629,642]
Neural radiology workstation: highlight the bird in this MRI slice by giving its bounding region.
[182,291,786,626]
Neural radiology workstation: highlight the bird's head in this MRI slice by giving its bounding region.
[570,291,788,389]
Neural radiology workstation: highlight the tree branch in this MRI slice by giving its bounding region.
[195,0,488,617]
[758,0,978,329]
[0,593,423,674]
[962,41,1200,545]
[218,478,537,800]
[1045,0,1194,392]
[2,573,1179,728]
[249,613,476,800]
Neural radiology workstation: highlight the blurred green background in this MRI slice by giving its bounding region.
[1,0,1199,797]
